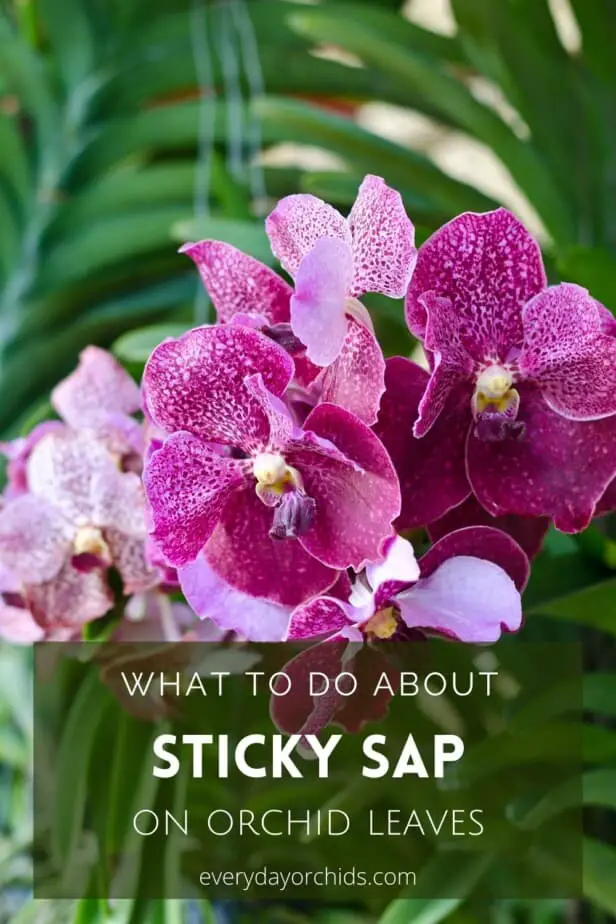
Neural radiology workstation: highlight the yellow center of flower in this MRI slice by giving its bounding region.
[364,606,399,640]
[74,525,111,560]
[473,365,518,415]
[252,452,303,502]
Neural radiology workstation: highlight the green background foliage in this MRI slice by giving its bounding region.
[1,0,616,922]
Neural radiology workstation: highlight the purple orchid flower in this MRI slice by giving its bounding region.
[180,239,386,426]
[272,526,526,738]
[285,527,526,645]
[142,325,400,607]
[0,431,156,634]
[377,208,616,533]
[265,174,417,367]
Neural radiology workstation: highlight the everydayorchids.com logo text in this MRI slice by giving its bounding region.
[198,867,418,893]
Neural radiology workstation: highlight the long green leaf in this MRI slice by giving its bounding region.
[289,6,573,241]
[584,838,616,914]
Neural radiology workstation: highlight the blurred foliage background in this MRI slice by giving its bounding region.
[1,0,616,922]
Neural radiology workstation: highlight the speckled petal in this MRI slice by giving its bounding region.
[316,317,386,425]
[1,420,67,498]
[205,486,339,606]
[52,346,141,426]
[290,238,353,367]
[399,555,522,642]
[420,525,529,591]
[406,208,546,359]
[467,385,616,532]
[143,326,293,450]
[415,292,475,436]
[519,283,616,421]
[374,357,471,529]
[596,477,616,517]
[286,595,350,641]
[0,563,44,643]
[27,431,118,525]
[27,561,113,631]
[179,555,291,641]
[105,530,158,594]
[144,433,248,567]
[243,373,295,450]
[266,193,351,278]
[291,403,400,570]
[348,175,417,298]
[0,495,73,582]
[180,240,292,325]
[428,495,548,560]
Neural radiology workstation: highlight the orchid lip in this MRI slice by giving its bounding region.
[363,604,400,640]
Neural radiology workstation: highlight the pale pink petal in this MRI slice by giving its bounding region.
[519,283,616,420]
[398,556,522,642]
[92,469,147,538]
[266,193,351,277]
[419,525,530,591]
[143,326,293,451]
[348,175,417,298]
[179,555,291,641]
[105,530,158,594]
[290,238,353,367]
[0,563,44,643]
[144,434,248,567]
[52,346,141,426]
[27,562,113,631]
[316,317,386,425]
[180,240,292,325]
[366,535,420,593]
[0,495,73,583]
[27,431,118,525]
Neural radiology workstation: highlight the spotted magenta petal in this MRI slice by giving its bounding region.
[519,283,616,420]
[267,175,416,296]
[405,207,546,353]
[180,555,291,641]
[400,208,616,531]
[180,240,292,325]
[267,175,416,365]
[143,325,294,451]
[178,241,386,424]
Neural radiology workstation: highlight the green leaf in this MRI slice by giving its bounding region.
[256,96,497,216]
[51,671,114,873]
[288,7,573,241]
[172,216,274,264]
[37,0,95,91]
[378,853,491,923]
[113,323,191,365]
[558,246,616,309]
[528,577,616,635]
[584,838,616,915]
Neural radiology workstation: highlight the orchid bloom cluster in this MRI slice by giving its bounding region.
[2,175,616,688]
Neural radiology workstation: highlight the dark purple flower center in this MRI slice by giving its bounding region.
[270,491,316,540]
[472,363,523,442]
